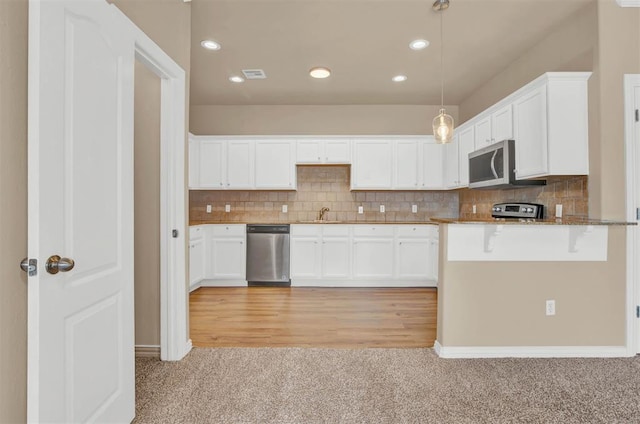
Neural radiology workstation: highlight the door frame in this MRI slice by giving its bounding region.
[624,74,640,355]
[123,10,190,361]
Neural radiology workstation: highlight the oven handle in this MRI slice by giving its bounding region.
[490,150,499,179]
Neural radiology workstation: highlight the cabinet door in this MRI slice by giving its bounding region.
[322,237,350,278]
[396,239,430,279]
[188,138,200,188]
[324,139,350,163]
[198,140,225,188]
[443,140,460,189]
[189,237,205,287]
[514,85,548,178]
[421,139,444,189]
[296,140,322,164]
[457,126,475,187]
[210,238,246,279]
[290,237,321,278]
[428,237,439,283]
[351,140,393,189]
[395,140,420,189]
[353,238,394,279]
[254,140,296,189]
[227,140,254,189]
[474,116,493,149]
[492,104,513,142]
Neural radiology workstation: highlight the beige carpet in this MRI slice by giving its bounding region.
[134,348,640,423]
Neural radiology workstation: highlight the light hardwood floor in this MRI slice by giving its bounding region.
[189,287,437,348]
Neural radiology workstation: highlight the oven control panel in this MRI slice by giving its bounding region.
[491,202,544,219]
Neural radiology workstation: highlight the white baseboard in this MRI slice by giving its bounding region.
[291,279,437,288]
[433,340,632,358]
[200,279,247,287]
[135,345,161,358]
[189,281,201,292]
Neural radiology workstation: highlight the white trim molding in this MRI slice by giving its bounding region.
[616,0,640,7]
[117,6,190,362]
[135,345,161,358]
[434,341,632,358]
[624,74,640,355]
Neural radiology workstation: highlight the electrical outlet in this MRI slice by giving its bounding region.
[380,205,385,213]
[358,206,364,214]
[546,300,556,316]
[472,204,477,214]
[206,204,212,213]
[282,205,288,213]
[555,204,563,218]
[412,205,418,213]
[225,204,231,213]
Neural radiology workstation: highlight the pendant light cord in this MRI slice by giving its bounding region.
[440,8,444,110]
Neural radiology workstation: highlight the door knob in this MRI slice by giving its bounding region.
[45,255,75,274]
[20,258,37,276]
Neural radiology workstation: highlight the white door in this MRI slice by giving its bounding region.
[28,0,136,422]
[254,140,295,189]
[395,140,420,189]
[457,126,475,187]
[322,238,350,279]
[421,139,444,189]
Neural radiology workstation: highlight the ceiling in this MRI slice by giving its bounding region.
[189,0,593,106]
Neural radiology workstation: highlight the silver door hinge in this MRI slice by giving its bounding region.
[636,305,640,318]
[636,208,640,220]
[636,109,639,122]
[172,229,179,238]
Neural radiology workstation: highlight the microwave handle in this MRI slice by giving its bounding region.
[490,150,499,179]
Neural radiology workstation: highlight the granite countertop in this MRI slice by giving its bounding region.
[190,217,636,227]
[428,217,636,226]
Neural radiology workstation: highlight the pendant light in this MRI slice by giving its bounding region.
[432,0,454,144]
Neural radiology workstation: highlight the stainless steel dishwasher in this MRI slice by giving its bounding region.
[246,224,291,286]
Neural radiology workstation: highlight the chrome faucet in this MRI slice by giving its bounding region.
[318,207,330,221]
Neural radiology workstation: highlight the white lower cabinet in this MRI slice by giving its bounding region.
[290,224,438,287]
[199,224,247,286]
[353,225,395,279]
[189,226,206,291]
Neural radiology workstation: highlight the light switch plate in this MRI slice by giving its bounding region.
[358,206,364,214]
[225,204,231,213]
[380,205,385,213]
[282,205,288,213]
[412,205,418,213]
[206,204,212,213]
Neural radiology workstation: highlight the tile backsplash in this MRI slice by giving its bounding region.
[190,165,459,224]
[458,176,588,219]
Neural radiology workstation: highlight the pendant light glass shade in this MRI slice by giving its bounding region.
[433,108,454,144]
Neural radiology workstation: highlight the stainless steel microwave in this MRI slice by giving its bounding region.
[468,140,545,189]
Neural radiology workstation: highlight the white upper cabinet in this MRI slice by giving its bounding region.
[513,73,590,179]
[474,104,513,150]
[189,135,296,190]
[443,139,460,189]
[226,140,254,189]
[421,138,444,189]
[254,140,296,189]
[296,138,350,164]
[456,125,475,187]
[394,139,421,189]
[351,139,394,189]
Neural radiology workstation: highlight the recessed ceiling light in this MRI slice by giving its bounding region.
[409,39,429,50]
[200,39,221,50]
[392,75,408,82]
[229,76,245,83]
[309,67,331,79]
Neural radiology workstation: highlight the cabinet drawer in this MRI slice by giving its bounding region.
[291,225,321,237]
[352,225,394,237]
[322,225,350,237]
[189,225,205,239]
[211,224,245,236]
[396,225,435,238]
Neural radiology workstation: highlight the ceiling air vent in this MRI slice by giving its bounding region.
[242,69,267,79]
